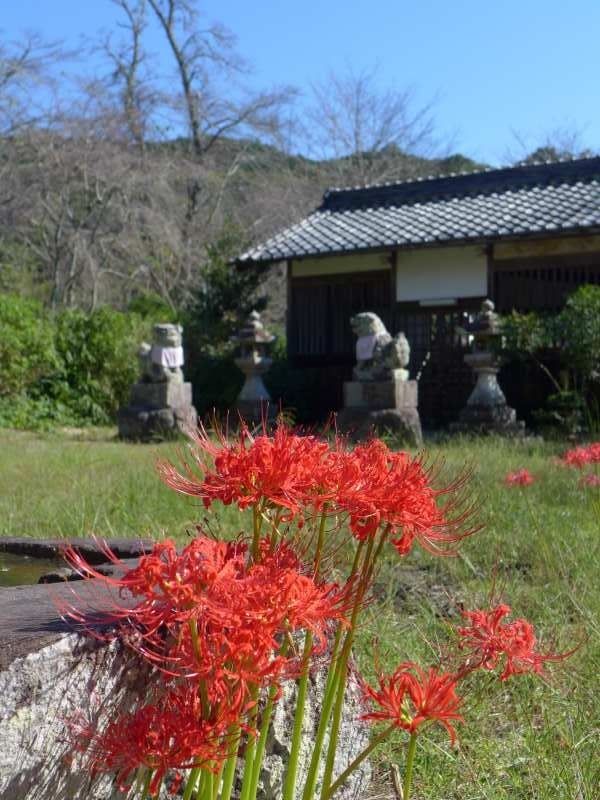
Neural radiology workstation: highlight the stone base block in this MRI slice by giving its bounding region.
[336,407,423,447]
[343,379,417,411]
[453,403,525,436]
[129,380,192,409]
[0,581,371,800]
[117,403,197,441]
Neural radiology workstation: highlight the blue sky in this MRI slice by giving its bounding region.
[3,0,599,165]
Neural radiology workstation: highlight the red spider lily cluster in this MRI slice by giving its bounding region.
[504,468,535,487]
[60,420,571,800]
[560,442,600,469]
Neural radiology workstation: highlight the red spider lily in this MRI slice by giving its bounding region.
[74,685,231,796]
[157,421,329,519]
[362,662,463,744]
[60,537,249,642]
[457,604,572,680]
[317,440,477,556]
[165,550,349,688]
[61,533,347,697]
[579,473,600,487]
[561,442,600,469]
[504,468,535,487]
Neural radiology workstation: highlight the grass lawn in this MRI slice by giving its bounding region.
[0,427,598,799]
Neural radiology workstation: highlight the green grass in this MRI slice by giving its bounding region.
[0,427,243,541]
[0,428,598,799]
[354,435,600,799]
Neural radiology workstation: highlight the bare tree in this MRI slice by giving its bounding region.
[102,0,155,152]
[306,65,438,186]
[146,0,291,159]
[0,11,305,313]
[0,33,63,134]
[505,125,595,165]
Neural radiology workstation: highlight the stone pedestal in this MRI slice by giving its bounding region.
[343,379,418,411]
[338,379,422,447]
[118,381,197,441]
[234,356,275,423]
[454,353,523,436]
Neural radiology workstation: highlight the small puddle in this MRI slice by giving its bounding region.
[0,552,66,587]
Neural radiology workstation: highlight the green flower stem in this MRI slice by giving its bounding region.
[212,763,224,800]
[238,686,261,800]
[218,725,241,800]
[246,638,290,800]
[188,619,210,716]
[138,767,153,799]
[299,654,343,800]
[282,630,314,800]
[403,733,418,800]
[299,616,358,798]
[282,508,329,800]
[270,507,283,546]
[301,537,375,800]
[313,506,329,579]
[319,531,383,800]
[201,769,215,800]
[321,724,395,800]
[194,770,206,800]
[183,767,202,800]
[247,681,281,800]
[252,501,265,562]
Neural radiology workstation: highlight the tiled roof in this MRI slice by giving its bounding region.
[236,157,600,264]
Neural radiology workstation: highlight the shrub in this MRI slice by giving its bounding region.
[499,285,600,433]
[0,296,150,429]
[49,308,149,425]
[0,294,58,397]
[557,284,600,391]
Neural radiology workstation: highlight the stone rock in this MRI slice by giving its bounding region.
[454,300,524,436]
[340,313,422,446]
[129,381,193,410]
[138,323,185,384]
[456,402,525,436]
[117,403,197,441]
[0,581,372,800]
[337,407,423,448]
[233,311,276,423]
[37,567,78,583]
[0,634,147,800]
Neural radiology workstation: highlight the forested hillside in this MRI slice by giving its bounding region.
[0,0,488,318]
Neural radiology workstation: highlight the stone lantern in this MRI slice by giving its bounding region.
[456,299,523,434]
[233,310,276,422]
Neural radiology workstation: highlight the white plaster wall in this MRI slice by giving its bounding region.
[396,245,487,302]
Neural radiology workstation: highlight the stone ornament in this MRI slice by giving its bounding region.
[138,323,184,384]
[350,312,410,382]
[118,323,196,441]
[339,312,422,446]
[233,310,276,422]
[455,299,523,434]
